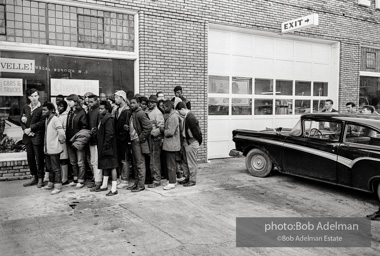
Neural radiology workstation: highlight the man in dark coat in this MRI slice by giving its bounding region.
[95,101,119,196]
[66,94,88,188]
[114,90,133,189]
[128,97,152,192]
[176,102,202,187]
[21,88,46,188]
[86,94,101,188]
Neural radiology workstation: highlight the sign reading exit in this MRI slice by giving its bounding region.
[281,14,319,33]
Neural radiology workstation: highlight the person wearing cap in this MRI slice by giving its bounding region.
[66,94,88,188]
[147,95,165,188]
[86,94,102,191]
[172,86,191,110]
[156,91,165,101]
[128,97,152,192]
[114,90,133,190]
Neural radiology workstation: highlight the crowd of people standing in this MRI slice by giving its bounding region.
[21,86,202,196]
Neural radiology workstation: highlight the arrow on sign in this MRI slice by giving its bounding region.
[305,19,309,23]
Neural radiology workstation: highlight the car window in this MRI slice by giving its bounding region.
[303,120,342,142]
[344,124,380,145]
[289,120,302,136]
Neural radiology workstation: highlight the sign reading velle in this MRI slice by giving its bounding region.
[0,78,23,96]
[281,14,319,33]
[0,58,35,73]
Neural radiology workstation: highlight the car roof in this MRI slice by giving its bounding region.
[301,113,380,129]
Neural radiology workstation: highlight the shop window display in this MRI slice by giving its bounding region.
[0,51,134,151]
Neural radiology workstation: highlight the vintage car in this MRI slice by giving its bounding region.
[230,113,380,200]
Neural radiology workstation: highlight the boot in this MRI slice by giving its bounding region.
[51,183,62,195]
[61,165,68,185]
[44,182,54,190]
[37,178,44,188]
[43,172,49,182]
[23,176,37,187]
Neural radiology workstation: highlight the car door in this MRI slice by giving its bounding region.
[282,118,342,182]
[337,122,380,190]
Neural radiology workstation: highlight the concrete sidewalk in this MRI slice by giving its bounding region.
[1,158,380,256]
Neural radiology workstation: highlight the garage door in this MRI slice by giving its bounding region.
[208,27,339,159]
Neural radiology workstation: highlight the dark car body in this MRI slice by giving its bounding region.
[231,113,380,199]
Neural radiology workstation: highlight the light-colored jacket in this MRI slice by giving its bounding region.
[58,110,69,159]
[163,110,181,152]
[44,115,65,155]
[148,106,164,138]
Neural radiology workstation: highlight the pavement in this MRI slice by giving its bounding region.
[1,158,380,256]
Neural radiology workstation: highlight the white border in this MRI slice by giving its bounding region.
[360,71,380,77]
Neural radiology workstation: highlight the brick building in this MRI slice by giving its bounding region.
[0,0,380,162]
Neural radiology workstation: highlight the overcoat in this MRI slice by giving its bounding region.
[97,112,118,169]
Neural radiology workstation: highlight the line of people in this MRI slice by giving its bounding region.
[21,86,202,196]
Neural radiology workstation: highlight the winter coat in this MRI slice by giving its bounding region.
[44,115,65,155]
[20,102,45,145]
[163,110,181,152]
[97,113,118,169]
[184,111,202,145]
[87,105,100,145]
[115,106,132,144]
[69,129,91,151]
[66,107,88,141]
[131,107,152,154]
[148,106,164,139]
[58,110,69,159]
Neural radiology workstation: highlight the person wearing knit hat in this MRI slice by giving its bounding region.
[172,86,191,110]
[114,90,127,102]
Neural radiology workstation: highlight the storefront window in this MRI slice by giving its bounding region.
[313,100,325,113]
[208,97,229,115]
[255,79,273,95]
[208,76,229,93]
[275,99,292,115]
[360,76,380,111]
[232,98,252,115]
[254,99,273,115]
[295,81,311,96]
[0,51,134,147]
[232,77,252,94]
[295,100,311,115]
[276,80,292,96]
[313,82,328,96]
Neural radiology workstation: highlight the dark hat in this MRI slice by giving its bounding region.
[174,86,182,92]
[148,95,158,103]
[140,96,149,103]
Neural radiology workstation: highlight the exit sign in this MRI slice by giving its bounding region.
[281,14,319,33]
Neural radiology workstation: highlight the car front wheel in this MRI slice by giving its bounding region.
[245,148,273,177]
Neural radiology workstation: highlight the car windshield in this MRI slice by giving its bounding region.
[289,120,302,136]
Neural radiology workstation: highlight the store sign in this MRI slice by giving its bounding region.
[0,78,23,96]
[0,58,35,73]
[51,79,99,96]
[281,14,319,33]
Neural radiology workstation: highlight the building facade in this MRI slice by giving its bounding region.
[0,0,380,160]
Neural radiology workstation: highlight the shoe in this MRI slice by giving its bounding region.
[37,178,44,188]
[183,181,196,187]
[117,182,129,189]
[44,183,54,190]
[148,182,160,188]
[51,189,61,195]
[75,183,84,189]
[23,176,37,187]
[178,179,189,185]
[163,183,176,190]
[68,181,77,187]
[106,190,118,196]
[90,185,101,192]
[177,177,186,182]
[131,186,145,192]
[127,184,138,190]
[62,181,70,186]
[99,187,108,191]
[87,183,95,188]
